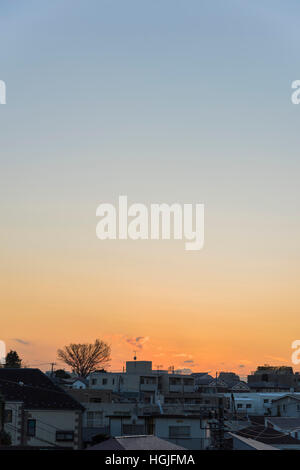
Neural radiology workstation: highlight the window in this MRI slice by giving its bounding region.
[91,378,97,385]
[122,424,145,435]
[90,397,102,403]
[94,411,103,423]
[237,404,243,408]
[169,378,181,385]
[4,409,12,423]
[27,419,36,437]
[246,404,252,409]
[56,431,74,442]
[169,426,191,438]
[297,404,300,411]
[87,411,94,426]
[264,399,269,404]
[102,378,107,385]
[183,378,193,386]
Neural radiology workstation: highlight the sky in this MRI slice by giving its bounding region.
[1,0,300,376]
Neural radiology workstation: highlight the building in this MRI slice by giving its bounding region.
[270,394,300,418]
[159,374,195,394]
[248,366,299,392]
[89,360,195,402]
[108,412,211,450]
[89,361,160,401]
[225,392,300,416]
[0,368,84,449]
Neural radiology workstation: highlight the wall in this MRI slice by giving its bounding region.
[24,409,82,449]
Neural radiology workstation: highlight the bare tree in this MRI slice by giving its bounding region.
[57,339,111,377]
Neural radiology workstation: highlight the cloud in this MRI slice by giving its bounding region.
[125,336,149,350]
[174,353,193,359]
[184,360,194,364]
[265,355,287,363]
[175,368,193,375]
[13,338,31,346]
[239,364,245,368]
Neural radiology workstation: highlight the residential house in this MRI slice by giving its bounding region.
[0,368,84,449]
[270,394,300,418]
[108,412,212,450]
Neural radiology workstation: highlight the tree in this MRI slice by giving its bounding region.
[5,350,22,368]
[54,369,71,379]
[57,339,111,378]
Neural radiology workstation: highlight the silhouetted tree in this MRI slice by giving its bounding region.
[54,369,71,379]
[5,350,22,368]
[57,339,111,378]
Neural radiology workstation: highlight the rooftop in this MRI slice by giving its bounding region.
[87,435,186,450]
[0,368,84,411]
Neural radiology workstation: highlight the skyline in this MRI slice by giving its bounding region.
[1,0,300,376]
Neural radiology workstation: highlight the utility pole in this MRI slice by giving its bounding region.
[50,362,56,376]
[217,396,225,450]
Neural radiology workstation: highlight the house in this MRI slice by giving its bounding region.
[108,412,211,450]
[225,392,300,416]
[270,394,300,417]
[0,368,84,449]
[87,435,186,450]
[67,378,88,390]
[194,373,249,394]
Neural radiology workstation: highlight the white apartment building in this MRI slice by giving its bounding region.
[225,392,300,416]
[89,361,195,399]
[108,413,211,450]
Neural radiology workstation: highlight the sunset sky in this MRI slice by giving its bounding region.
[1,0,300,376]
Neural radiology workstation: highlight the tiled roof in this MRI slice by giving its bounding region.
[0,368,84,411]
[236,424,300,445]
[87,435,186,450]
[266,417,300,431]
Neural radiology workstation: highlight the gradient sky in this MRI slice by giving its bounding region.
[1,0,300,376]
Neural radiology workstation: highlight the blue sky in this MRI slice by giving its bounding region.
[1,1,300,371]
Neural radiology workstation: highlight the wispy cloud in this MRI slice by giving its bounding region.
[125,336,149,350]
[12,338,31,346]
[265,355,287,363]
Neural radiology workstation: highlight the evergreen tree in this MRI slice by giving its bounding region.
[5,350,22,368]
